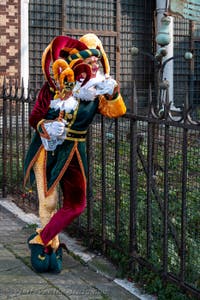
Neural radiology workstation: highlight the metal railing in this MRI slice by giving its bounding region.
[0,79,37,198]
[0,80,199,298]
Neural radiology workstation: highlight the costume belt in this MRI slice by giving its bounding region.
[65,128,87,142]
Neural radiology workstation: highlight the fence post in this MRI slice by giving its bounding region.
[129,81,138,270]
[86,125,94,247]
[2,79,7,197]
[180,94,188,283]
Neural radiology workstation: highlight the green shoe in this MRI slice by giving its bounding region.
[49,246,63,273]
[30,243,50,273]
[27,233,37,249]
[28,234,50,273]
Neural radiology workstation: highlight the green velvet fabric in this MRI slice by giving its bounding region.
[24,98,99,192]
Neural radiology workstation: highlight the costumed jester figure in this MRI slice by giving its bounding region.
[24,33,126,273]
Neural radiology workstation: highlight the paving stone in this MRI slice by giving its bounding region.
[0,201,140,300]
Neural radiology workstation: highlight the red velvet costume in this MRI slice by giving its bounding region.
[41,154,86,245]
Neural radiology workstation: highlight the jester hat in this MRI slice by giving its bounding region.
[42,34,110,90]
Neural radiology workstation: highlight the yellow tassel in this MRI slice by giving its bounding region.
[29,234,45,246]
[29,231,56,248]
[41,44,51,80]
[98,94,126,118]
[51,235,60,251]
[59,68,74,89]
[52,59,70,81]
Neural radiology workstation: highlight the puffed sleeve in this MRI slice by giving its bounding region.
[29,82,54,129]
[98,93,126,118]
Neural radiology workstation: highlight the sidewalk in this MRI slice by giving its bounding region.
[0,197,155,300]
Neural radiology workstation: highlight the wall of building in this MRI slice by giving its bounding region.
[0,0,20,85]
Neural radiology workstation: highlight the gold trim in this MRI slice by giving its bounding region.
[66,137,86,142]
[100,93,122,103]
[75,147,87,186]
[76,53,82,59]
[44,143,77,197]
[44,142,87,196]
[85,49,92,56]
[68,99,80,129]
[39,123,51,140]
[43,149,48,195]
[65,127,87,141]
[24,145,44,187]
[25,140,87,197]
[38,254,46,261]
[36,119,45,131]
[67,128,87,134]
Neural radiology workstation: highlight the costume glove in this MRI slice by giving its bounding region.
[44,121,65,137]
[40,120,66,151]
[95,77,117,96]
[72,77,117,101]
[72,81,96,101]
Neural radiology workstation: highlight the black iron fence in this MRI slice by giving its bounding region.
[0,80,200,298]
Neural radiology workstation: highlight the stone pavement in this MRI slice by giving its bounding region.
[0,198,155,300]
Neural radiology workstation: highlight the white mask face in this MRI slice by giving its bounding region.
[84,56,100,78]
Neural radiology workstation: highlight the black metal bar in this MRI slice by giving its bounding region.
[129,82,138,268]
[101,115,106,253]
[86,125,94,246]
[146,85,153,258]
[137,145,181,251]
[180,96,188,283]
[124,113,200,131]
[114,118,120,244]
[116,0,121,82]
[163,91,170,275]
[9,91,13,186]
[28,88,33,141]
[146,121,153,258]
[15,90,20,187]
[21,82,26,174]
[2,79,7,197]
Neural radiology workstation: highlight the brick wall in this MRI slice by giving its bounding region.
[0,0,20,85]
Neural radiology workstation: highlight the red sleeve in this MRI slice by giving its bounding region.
[29,82,54,129]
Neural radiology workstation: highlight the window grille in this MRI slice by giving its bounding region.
[29,0,155,110]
